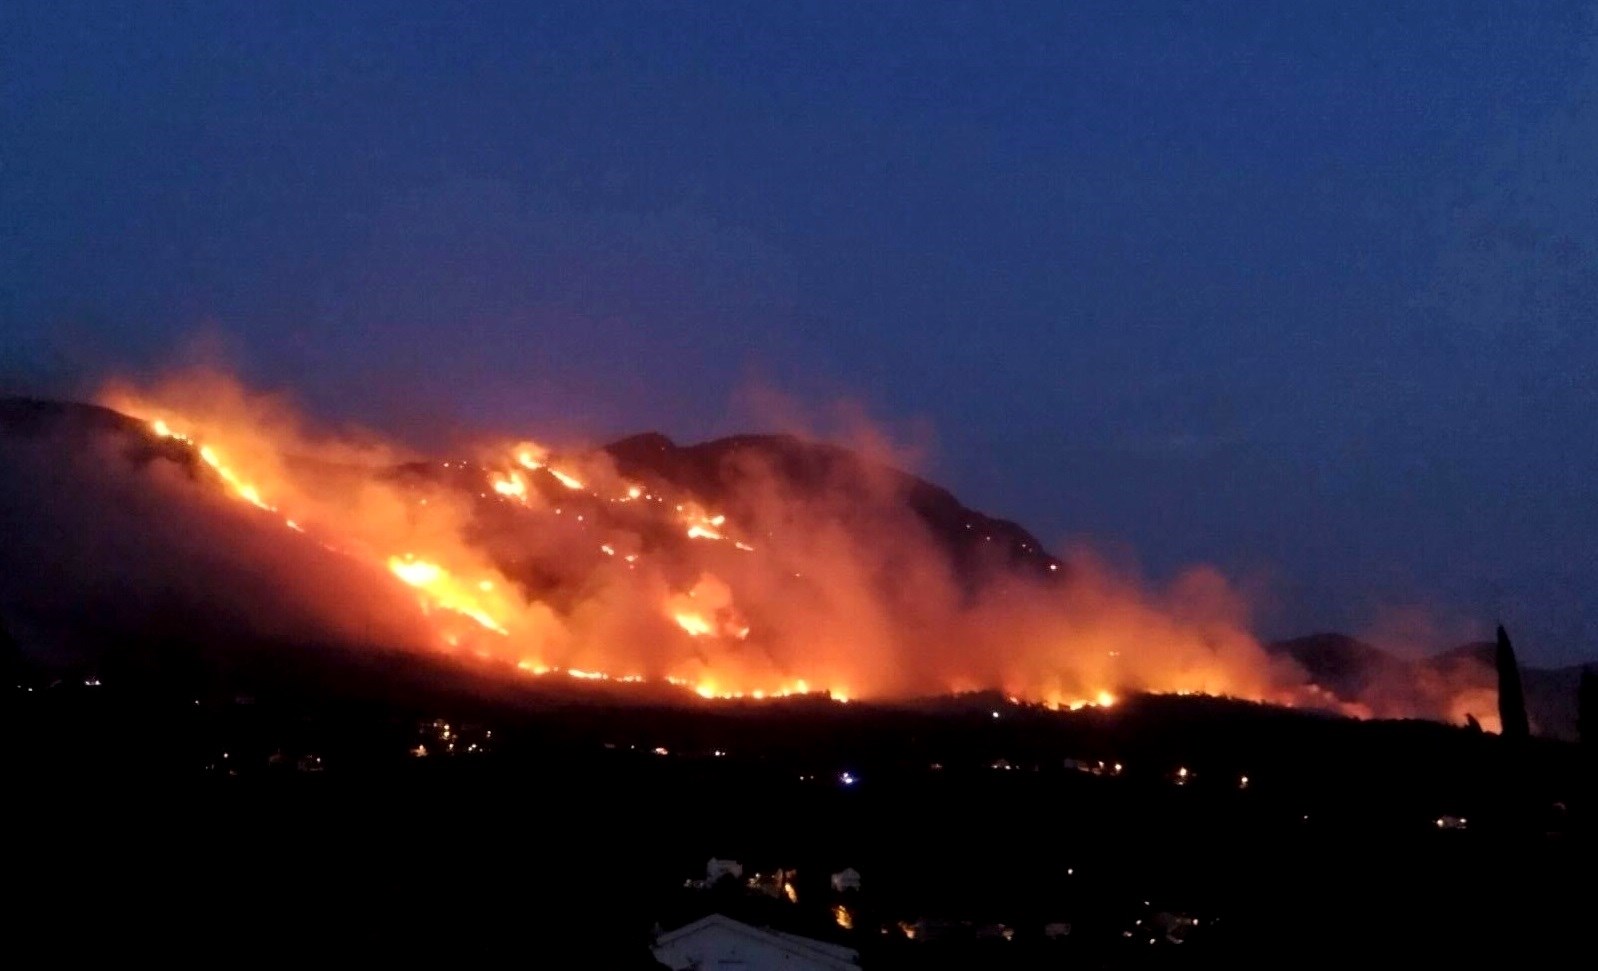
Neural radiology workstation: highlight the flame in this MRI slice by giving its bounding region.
[679,503,728,541]
[514,444,547,470]
[145,405,519,639]
[151,421,276,513]
[673,612,715,637]
[386,555,509,635]
[91,374,1465,721]
[490,471,528,502]
[548,467,583,490]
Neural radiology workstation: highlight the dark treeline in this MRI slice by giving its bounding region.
[5,624,1594,968]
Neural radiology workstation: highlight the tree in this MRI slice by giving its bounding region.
[1495,624,1531,741]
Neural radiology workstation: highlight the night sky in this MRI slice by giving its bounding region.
[4,2,1597,661]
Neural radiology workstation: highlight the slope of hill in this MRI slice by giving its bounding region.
[1268,633,1591,739]
[605,431,1062,581]
[3,394,1593,736]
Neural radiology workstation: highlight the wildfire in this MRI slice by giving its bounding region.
[513,443,547,470]
[673,612,715,637]
[490,471,529,502]
[683,511,726,541]
[146,408,518,638]
[139,400,861,699]
[385,555,509,635]
[94,374,1459,724]
[124,398,1266,711]
[151,420,276,513]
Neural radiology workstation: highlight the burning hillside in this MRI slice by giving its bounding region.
[0,375,1510,727]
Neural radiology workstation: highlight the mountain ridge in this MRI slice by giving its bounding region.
[2,396,1592,736]
[1268,632,1591,739]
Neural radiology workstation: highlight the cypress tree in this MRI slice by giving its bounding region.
[1495,624,1530,741]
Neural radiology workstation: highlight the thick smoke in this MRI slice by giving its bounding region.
[67,372,1320,710]
[2,372,1362,714]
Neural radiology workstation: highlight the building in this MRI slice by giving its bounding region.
[652,914,859,970]
[749,868,799,903]
[707,858,744,884]
[829,868,861,893]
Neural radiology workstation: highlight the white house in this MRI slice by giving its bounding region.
[829,868,861,893]
[653,914,859,970]
[707,858,744,883]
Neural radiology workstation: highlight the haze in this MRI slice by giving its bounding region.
[4,2,1596,662]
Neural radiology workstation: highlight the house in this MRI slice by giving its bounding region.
[749,868,799,903]
[652,914,859,970]
[829,868,861,893]
[707,858,744,884]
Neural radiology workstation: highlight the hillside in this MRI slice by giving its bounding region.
[1,395,1591,736]
[1269,633,1591,739]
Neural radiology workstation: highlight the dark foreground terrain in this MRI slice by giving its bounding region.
[7,639,1594,969]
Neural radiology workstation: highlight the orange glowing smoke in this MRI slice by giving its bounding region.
[93,372,1442,720]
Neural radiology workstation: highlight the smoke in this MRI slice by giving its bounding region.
[0,401,435,663]
[2,371,1343,712]
[1372,605,1503,729]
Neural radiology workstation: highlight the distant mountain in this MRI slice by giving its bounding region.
[3,396,1593,738]
[1267,634,1408,702]
[0,397,1066,674]
[1433,640,1587,742]
[1268,633,1592,740]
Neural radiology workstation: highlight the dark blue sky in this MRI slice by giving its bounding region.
[5,2,1597,660]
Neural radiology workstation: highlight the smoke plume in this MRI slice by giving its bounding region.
[0,372,1372,714]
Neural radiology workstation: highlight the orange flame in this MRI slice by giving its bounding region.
[93,375,1441,720]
